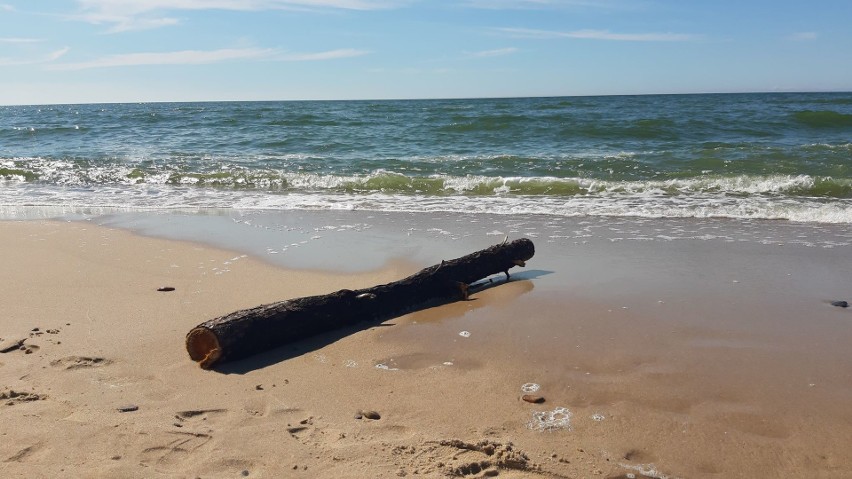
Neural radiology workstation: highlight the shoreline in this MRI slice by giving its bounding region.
[2,212,851,478]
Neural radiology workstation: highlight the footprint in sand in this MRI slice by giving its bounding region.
[173,408,228,427]
[172,408,229,430]
[1,389,47,406]
[407,440,537,478]
[176,408,227,418]
[141,409,231,472]
[50,356,113,370]
[3,442,44,463]
[139,431,213,472]
[242,403,315,441]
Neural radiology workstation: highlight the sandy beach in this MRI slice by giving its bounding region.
[2,212,851,478]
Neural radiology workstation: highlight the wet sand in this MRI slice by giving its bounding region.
[1,213,851,478]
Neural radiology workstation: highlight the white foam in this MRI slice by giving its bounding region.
[528,407,572,432]
[374,363,398,371]
[521,383,540,393]
[2,171,851,223]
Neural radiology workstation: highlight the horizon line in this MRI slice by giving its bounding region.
[3,89,850,107]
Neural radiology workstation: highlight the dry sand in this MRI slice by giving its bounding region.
[1,217,851,478]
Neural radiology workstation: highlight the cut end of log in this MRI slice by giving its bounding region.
[186,327,222,369]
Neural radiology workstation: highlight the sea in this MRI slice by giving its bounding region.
[1,92,851,223]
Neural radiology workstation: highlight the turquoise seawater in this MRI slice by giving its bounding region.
[1,92,851,222]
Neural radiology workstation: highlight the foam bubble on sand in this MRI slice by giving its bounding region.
[618,463,675,479]
[528,407,572,432]
[458,330,471,338]
[521,383,540,393]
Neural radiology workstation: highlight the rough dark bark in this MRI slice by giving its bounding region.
[186,238,535,369]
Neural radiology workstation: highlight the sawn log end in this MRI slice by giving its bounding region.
[186,327,222,369]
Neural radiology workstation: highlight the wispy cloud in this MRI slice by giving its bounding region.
[73,0,407,32]
[467,47,519,58]
[279,48,369,61]
[0,37,45,43]
[497,27,698,42]
[0,47,70,66]
[789,32,817,41]
[46,47,369,70]
[47,47,275,70]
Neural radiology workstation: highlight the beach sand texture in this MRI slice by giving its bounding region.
[1,215,851,478]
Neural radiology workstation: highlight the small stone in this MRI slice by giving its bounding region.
[117,405,139,412]
[31,327,40,332]
[241,470,250,477]
[830,300,848,308]
[255,384,263,390]
[361,410,381,420]
[522,395,545,404]
[354,413,363,419]
[157,286,176,292]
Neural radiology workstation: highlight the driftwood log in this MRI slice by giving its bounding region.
[186,238,535,369]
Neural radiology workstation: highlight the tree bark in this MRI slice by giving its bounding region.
[186,238,535,369]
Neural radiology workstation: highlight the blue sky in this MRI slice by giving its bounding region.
[1,1,850,104]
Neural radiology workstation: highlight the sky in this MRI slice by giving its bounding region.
[1,0,850,105]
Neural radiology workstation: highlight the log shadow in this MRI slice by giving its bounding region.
[213,273,549,375]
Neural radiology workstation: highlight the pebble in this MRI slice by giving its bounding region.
[357,410,381,420]
[830,300,848,308]
[157,286,176,292]
[117,405,139,412]
[522,395,545,404]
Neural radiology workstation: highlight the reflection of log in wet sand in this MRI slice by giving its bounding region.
[1,215,851,478]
